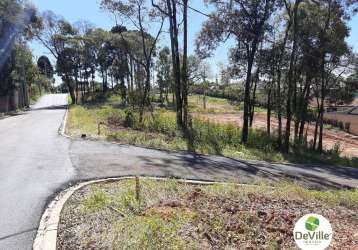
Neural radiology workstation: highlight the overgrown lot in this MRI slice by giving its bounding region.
[66,93,357,167]
[57,178,358,249]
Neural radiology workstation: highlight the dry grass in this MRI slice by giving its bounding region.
[57,179,358,249]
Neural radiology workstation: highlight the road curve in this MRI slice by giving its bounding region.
[0,94,74,250]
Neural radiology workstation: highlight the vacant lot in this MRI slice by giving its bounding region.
[67,93,357,167]
[57,178,358,249]
[195,112,358,158]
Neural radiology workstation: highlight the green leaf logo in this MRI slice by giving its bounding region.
[305,216,320,231]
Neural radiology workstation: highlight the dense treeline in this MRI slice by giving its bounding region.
[0,0,54,112]
[196,0,358,152]
[2,0,358,154]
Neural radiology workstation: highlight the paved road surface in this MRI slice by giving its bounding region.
[0,94,74,250]
[1,94,358,249]
[70,139,358,190]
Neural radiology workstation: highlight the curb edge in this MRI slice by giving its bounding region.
[32,176,257,250]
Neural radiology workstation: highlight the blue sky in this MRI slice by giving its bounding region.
[29,0,358,78]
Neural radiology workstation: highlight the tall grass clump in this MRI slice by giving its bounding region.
[189,118,278,156]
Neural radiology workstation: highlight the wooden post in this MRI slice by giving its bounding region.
[135,176,140,202]
[98,122,104,135]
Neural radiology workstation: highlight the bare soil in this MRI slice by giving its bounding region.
[194,112,358,158]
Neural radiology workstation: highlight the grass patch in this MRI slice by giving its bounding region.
[188,95,236,113]
[57,179,358,249]
[67,93,357,167]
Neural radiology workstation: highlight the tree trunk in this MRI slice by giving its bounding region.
[241,50,254,143]
[318,70,326,152]
[66,76,76,104]
[102,69,108,92]
[159,85,164,106]
[242,44,256,143]
[284,0,301,153]
[276,21,291,148]
[267,87,272,136]
[312,100,320,150]
[298,76,311,144]
[139,66,151,123]
[249,70,258,127]
[166,0,183,128]
[75,74,79,104]
[203,92,207,109]
[182,0,189,130]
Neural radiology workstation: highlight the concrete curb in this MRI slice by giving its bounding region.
[58,101,71,139]
[32,176,256,250]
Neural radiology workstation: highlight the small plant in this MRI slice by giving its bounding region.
[124,109,137,128]
[329,142,343,157]
[83,188,109,212]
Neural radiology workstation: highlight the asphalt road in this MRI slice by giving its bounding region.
[1,94,358,249]
[0,94,74,250]
[70,139,358,190]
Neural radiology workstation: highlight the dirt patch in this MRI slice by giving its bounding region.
[194,112,358,158]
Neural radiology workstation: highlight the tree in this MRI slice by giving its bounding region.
[198,60,212,109]
[156,46,171,106]
[101,0,165,122]
[196,0,278,143]
[152,0,190,131]
[35,11,78,103]
[87,28,110,94]
[283,0,304,152]
[0,0,39,111]
[11,43,37,107]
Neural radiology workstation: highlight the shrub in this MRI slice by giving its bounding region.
[107,110,125,126]
[124,109,139,128]
[329,142,343,157]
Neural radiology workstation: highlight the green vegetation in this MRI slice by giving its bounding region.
[0,2,54,113]
[57,178,358,249]
[188,95,236,113]
[68,101,282,161]
[67,93,357,167]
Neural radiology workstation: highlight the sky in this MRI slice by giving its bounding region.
[29,0,358,82]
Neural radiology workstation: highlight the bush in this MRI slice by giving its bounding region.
[124,109,139,128]
[149,112,177,136]
[107,110,125,126]
[188,119,277,155]
[328,142,343,157]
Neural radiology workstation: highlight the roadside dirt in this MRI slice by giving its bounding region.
[57,180,358,249]
[194,112,358,158]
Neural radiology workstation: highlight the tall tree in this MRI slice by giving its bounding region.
[101,0,164,121]
[152,0,190,131]
[0,0,39,111]
[35,11,78,103]
[283,0,303,152]
[196,0,277,143]
[156,46,171,106]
